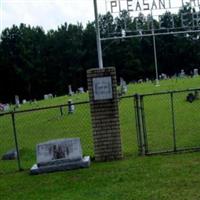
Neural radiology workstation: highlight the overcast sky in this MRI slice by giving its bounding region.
[0,0,107,32]
[0,0,198,33]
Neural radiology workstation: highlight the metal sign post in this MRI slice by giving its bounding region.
[151,10,160,86]
[152,29,160,86]
[99,0,200,85]
[93,0,104,69]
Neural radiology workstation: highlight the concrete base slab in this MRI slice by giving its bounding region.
[30,156,90,175]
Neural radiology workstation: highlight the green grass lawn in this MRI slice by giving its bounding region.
[1,77,200,200]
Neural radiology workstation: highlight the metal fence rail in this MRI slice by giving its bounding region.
[2,88,200,173]
[0,97,138,172]
[0,101,93,172]
[135,88,200,156]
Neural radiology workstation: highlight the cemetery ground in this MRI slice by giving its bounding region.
[1,77,200,199]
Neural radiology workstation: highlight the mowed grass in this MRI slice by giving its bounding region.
[1,77,200,200]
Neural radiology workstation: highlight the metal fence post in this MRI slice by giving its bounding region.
[60,106,63,116]
[11,112,22,171]
[170,92,177,152]
[134,94,147,155]
[140,96,148,154]
[134,94,142,155]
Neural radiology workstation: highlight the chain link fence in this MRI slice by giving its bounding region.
[119,96,138,156]
[135,88,200,155]
[0,97,138,172]
[0,113,17,173]
[3,89,199,173]
[0,101,94,172]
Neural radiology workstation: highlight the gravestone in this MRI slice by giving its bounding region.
[44,94,49,100]
[2,149,18,160]
[15,95,20,107]
[78,87,84,94]
[48,94,53,99]
[0,104,4,111]
[68,85,74,96]
[0,103,9,112]
[120,77,127,95]
[138,79,143,83]
[161,73,167,80]
[44,94,53,100]
[180,69,185,78]
[3,104,9,111]
[30,138,90,175]
[186,93,195,103]
[68,99,75,114]
[22,99,27,104]
[193,69,199,77]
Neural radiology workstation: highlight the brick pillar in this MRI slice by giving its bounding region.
[87,67,123,161]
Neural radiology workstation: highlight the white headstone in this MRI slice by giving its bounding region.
[68,85,74,96]
[0,104,4,111]
[22,99,27,104]
[31,138,91,174]
[78,87,84,94]
[4,104,10,111]
[15,95,20,107]
[161,73,167,80]
[0,104,10,112]
[138,79,143,83]
[120,77,127,94]
[194,69,199,77]
[68,99,75,114]
[48,94,53,99]
[44,94,49,100]
[36,138,83,165]
[180,69,185,78]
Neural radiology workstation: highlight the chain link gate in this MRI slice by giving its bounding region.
[134,88,200,156]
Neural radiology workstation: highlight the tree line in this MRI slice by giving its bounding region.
[0,5,200,102]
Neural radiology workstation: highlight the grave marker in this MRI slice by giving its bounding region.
[194,69,199,77]
[22,99,27,104]
[78,87,84,94]
[68,85,74,96]
[30,138,90,175]
[15,95,20,107]
[68,99,75,114]
[180,69,185,78]
[120,77,128,95]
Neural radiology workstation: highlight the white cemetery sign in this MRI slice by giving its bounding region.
[103,0,200,40]
[93,76,113,100]
[94,0,200,85]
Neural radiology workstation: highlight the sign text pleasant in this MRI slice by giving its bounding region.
[108,0,200,13]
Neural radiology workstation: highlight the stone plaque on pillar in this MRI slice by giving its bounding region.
[87,67,123,161]
[93,76,113,100]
